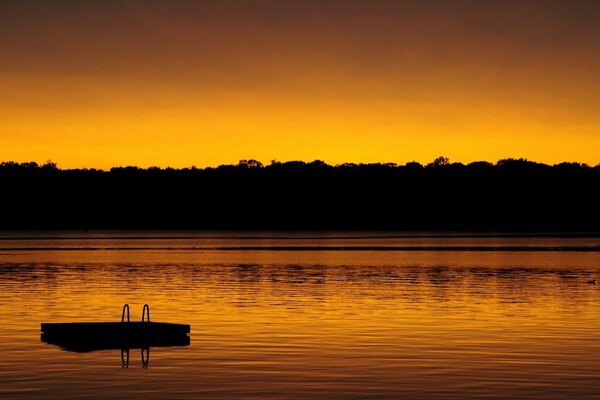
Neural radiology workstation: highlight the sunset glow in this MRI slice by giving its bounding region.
[1,1,599,168]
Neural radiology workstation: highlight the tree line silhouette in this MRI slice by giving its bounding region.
[1,157,599,231]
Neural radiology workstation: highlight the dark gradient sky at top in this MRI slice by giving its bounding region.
[1,0,599,168]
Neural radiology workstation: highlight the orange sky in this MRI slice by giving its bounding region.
[1,0,599,168]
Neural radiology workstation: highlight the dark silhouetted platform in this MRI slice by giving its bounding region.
[40,304,190,352]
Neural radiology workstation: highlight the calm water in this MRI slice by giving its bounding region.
[1,232,600,399]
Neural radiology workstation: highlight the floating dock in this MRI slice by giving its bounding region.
[40,304,190,352]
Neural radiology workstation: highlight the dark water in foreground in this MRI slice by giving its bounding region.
[1,232,599,399]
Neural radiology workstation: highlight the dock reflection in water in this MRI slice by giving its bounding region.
[1,233,600,399]
[41,330,190,353]
[40,337,170,369]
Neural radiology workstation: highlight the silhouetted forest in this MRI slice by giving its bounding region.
[1,157,599,231]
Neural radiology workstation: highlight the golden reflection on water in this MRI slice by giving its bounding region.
[0,234,600,399]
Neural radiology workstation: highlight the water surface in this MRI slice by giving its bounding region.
[1,232,599,399]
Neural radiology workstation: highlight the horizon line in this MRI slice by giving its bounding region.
[1,157,598,172]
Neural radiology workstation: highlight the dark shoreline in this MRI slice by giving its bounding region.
[1,246,600,252]
[2,159,599,231]
[0,231,600,239]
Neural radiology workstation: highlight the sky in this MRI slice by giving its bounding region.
[1,0,599,168]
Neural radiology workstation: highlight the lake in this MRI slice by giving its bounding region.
[1,232,599,399]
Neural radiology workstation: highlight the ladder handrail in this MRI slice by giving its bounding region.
[142,304,150,322]
[121,304,130,323]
